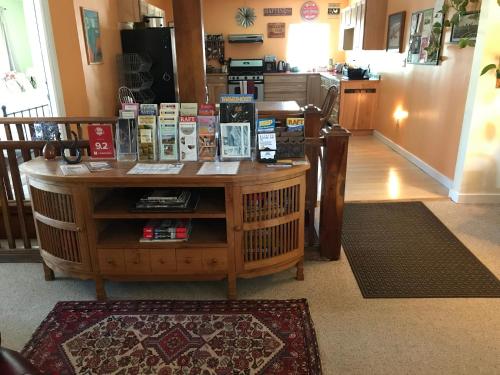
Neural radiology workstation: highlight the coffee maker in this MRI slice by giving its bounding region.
[264,55,277,73]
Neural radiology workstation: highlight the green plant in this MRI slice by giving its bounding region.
[440,0,481,48]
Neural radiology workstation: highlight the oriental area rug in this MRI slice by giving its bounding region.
[342,202,500,298]
[21,299,322,375]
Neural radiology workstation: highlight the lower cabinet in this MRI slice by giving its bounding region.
[264,75,308,106]
[339,80,379,131]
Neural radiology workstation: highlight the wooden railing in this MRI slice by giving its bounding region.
[0,117,117,262]
[0,113,349,262]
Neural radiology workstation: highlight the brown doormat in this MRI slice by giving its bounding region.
[21,299,322,374]
[342,202,500,298]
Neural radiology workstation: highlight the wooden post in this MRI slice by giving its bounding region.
[319,127,351,260]
[303,105,322,246]
[172,0,207,102]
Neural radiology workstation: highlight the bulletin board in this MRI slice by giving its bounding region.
[407,8,443,65]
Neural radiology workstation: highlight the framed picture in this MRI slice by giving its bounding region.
[407,8,443,65]
[450,11,480,43]
[387,11,406,52]
[80,7,103,64]
[220,123,251,160]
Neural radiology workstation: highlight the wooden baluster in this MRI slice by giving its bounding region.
[319,128,350,260]
[6,149,30,249]
[0,152,15,249]
[5,123,13,140]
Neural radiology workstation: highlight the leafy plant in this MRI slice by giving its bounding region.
[440,0,481,48]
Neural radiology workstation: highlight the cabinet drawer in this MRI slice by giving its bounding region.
[265,83,307,94]
[203,248,228,273]
[150,249,177,273]
[124,249,151,274]
[176,249,203,273]
[265,75,308,84]
[98,249,126,274]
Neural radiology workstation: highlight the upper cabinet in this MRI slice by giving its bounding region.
[118,0,166,23]
[340,0,388,51]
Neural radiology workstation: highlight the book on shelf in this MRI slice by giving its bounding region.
[137,115,157,161]
[197,115,217,161]
[178,116,198,161]
[141,219,192,242]
[180,103,198,116]
[132,189,199,211]
[158,115,178,161]
[140,103,158,116]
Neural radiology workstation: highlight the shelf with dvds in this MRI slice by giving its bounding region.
[96,219,228,249]
[92,187,226,219]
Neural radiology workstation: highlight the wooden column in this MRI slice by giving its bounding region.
[172,0,207,102]
[319,127,351,260]
[303,105,322,246]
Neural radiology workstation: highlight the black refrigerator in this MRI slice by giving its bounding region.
[120,27,178,104]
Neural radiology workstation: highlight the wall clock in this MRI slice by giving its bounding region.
[236,7,256,28]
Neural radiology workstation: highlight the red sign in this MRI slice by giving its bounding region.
[88,124,115,159]
[301,1,319,21]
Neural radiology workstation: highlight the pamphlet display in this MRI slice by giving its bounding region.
[158,115,178,161]
[219,123,251,160]
[178,116,198,161]
[276,118,305,158]
[160,103,179,117]
[140,103,158,116]
[137,115,157,161]
[88,124,115,159]
[117,111,138,161]
[180,103,198,116]
[257,118,277,163]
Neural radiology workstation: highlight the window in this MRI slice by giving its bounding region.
[287,23,330,71]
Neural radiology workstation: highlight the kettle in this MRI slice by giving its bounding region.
[277,60,288,73]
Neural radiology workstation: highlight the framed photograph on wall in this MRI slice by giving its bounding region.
[80,7,103,64]
[450,11,480,43]
[386,11,406,52]
[407,8,443,65]
[220,123,251,160]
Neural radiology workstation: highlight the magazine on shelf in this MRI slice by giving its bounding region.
[141,219,192,242]
[197,116,217,161]
[219,122,251,160]
[137,115,157,161]
[178,116,198,161]
[180,103,198,116]
[158,115,178,161]
[219,101,256,151]
[139,103,158,116]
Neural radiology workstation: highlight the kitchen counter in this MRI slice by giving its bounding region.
[207,71,380,81]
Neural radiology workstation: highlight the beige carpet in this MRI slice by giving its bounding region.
[0,201,499,375]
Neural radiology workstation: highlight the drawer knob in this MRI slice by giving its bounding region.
[210,259,218,265]
[159,258,165,264]
[107,260,115,266]
[184,259,192,264]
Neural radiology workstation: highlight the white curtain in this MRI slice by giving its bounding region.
[0,7,16,73]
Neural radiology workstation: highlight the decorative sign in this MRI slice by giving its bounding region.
[267,23,286,38]
[301,1,320,21]
[264,8,292,16]
[88,124,115,159]
[328,3,340,18]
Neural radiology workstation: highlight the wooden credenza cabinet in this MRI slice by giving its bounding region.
[206,74,228,103]
[118,0,166,23]
[21,159,308,300]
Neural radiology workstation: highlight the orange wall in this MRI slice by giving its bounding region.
[50,0,121,116]
[347,0,475,179]
[203,0,347,64]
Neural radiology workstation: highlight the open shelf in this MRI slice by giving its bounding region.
[93,188,226,219]
[97,219,228,249]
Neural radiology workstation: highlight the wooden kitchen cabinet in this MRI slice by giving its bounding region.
[264,74,308,107]
[339,80,379,131]
[118,0,165,23]
[206,74,228,103]
[340,0,387,50]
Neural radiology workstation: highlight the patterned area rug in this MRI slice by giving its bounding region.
[342,202,500,298]
[21,299,322,374]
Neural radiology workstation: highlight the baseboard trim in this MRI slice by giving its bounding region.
[373,131,453,190]
[448,190,500,204]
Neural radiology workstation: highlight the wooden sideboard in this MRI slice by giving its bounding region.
[20,158,309,300]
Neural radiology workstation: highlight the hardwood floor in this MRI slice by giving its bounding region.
[345,136,449,202]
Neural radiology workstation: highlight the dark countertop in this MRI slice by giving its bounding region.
[206,71,380,81]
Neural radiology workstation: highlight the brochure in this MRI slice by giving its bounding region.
[137,115,157,161]
[197,161,240,175]
[140,103,158,116]
[87,162,113,172]
[180,103,198,116]
[158,115,178,161]
[178,116,198,161]
[60,164,89,176]
[197,115,217,161]
[127,163,184,175]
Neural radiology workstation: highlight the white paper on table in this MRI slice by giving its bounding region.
[127,163,184,175]
[60,164,90,176]
[197,161,240,175]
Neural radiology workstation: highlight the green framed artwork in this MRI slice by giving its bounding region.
[407,7,443,65]
[81,7,103,64]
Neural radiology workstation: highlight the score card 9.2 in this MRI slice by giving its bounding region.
[88,124,115,159]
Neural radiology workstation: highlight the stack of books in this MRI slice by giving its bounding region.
[141,219,192,242]
[133,189,198,211]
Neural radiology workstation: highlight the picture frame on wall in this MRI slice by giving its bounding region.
[386,11,406,53]
[407,8,443,65]
[450,11,480,43]
[80,7,103,64]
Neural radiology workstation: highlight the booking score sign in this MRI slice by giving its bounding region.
[88,124,115,159]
